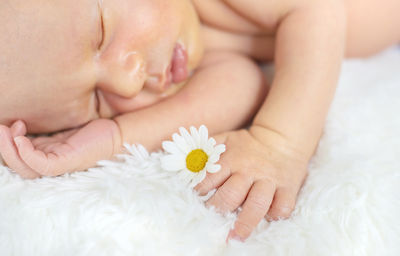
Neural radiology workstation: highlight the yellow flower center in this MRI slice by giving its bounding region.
[186,149,208,173]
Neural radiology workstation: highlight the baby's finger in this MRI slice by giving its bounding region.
[14,136,70,176]
[266,187,297,221]
[228,179,275,241]
[10,120,27,138]
[206,173,252,213]
[195,166,230,196]
[0,126,40,179]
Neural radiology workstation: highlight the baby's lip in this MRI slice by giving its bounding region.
[147,44,188,92]
[171,44,188,83]
[163,44,188,89]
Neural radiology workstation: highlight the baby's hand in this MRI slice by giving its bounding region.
[0,119,121,178]
[195,126,309,241]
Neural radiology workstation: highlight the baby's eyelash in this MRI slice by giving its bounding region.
[97,1,105,49]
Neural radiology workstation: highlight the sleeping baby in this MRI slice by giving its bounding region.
[1,0,399,241]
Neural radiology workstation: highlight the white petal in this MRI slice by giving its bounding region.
[199,125,209,143]
[208,137,216,147]
[203,142,214,156]
[178,169,195,184]
[172,133,190,153]
[206,164,221,173]
[208,153,221,164]
[214,144,226,155]
[190,126,201,147]
[203,138,217,155]
[162,141,181,155]
[160,155,186,171]
[179,127,196,149]
[190,170,207,187]
[207,144,226,164]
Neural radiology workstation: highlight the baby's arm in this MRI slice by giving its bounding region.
[254,1,346,155]
[195,0,347,241]
[0,51,267,178]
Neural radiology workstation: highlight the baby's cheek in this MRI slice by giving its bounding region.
[98,89,164,116]
[124,1,179,41]
[125,5,161,36]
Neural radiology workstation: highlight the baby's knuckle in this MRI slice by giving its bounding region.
[205,176,216,189]
[258,165,278,179]
[218,187,242,209]
[247,196,268,211]
[236,172,254,184]
[235,219,253,235]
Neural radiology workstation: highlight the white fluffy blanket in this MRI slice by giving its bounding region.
[1,48,399,256]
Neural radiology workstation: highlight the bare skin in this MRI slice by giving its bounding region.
[0,0,399,242]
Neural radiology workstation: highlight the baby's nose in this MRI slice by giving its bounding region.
[97,52,147,98]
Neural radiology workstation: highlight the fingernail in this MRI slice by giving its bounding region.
[15,120,24,130]
[227,230,244,242]
[13,136,22,147]
[231,235,244,242]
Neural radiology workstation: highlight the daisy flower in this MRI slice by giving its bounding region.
[161,125,226,187]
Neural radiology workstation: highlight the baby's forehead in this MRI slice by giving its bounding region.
[4,0,93,15]
[0,0,101,99]
[4,0,100,33]
[3,0,99,62]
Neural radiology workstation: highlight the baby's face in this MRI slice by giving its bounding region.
[0,0,203,133]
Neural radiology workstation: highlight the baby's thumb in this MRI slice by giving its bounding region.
[10,120,27,138]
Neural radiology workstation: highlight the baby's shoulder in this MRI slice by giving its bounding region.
[192,0,268,35]
[192,0,295,34]
[192,0,282,61]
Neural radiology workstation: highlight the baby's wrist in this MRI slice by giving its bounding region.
[249,124,313,163]
[108,119,123,156]
[88,118,123,156]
